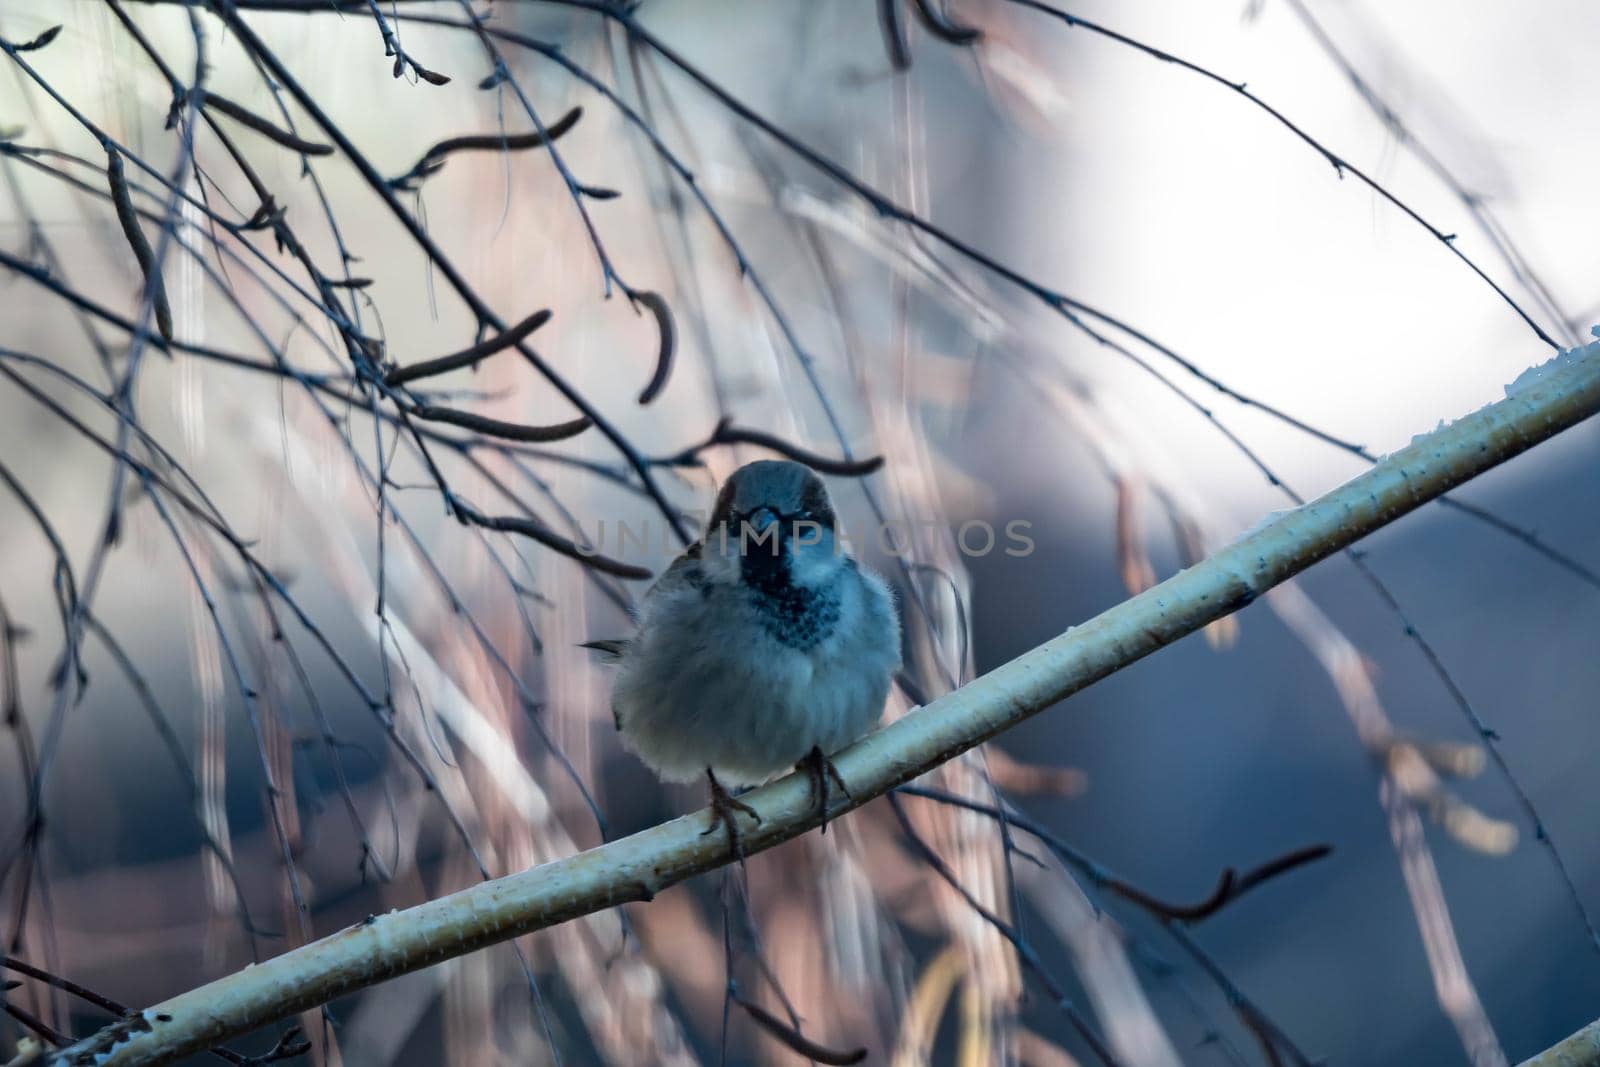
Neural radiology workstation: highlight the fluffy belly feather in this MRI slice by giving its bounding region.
[612,632,888,786]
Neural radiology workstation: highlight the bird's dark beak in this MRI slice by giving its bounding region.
[738,506,785,561]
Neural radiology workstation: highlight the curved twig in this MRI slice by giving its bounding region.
[198,91,333,155]
[631,290,676,404]
[409,405,592,443]
[910,0,982,44]
[6,25,62,53]
[734,999,867,1066]
[104,148,173,342]
[447,498,651,580]
[388,105,582,190]
[383,309,553,385]
[660,418,884,476]
[878,0,911,69]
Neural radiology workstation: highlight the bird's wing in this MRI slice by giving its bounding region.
[577,639,628,730]
[576,538,705,661]
[582,541,707,732]
[653,538,707,592]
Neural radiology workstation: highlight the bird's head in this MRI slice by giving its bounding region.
[703,459,847,590]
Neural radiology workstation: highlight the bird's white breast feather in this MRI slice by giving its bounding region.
[610,557,900,785]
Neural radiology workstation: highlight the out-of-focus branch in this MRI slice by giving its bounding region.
[35,341,1600,1067]
[655,417,885,476]
[1517,1017,1600,1067]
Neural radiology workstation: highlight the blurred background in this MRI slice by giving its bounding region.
[1,1,1597,1064]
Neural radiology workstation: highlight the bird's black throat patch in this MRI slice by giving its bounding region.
[740,548,840,650]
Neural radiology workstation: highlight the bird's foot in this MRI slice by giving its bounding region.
[798,746,852,834]
[703,769,761,859]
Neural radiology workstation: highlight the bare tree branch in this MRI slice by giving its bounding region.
[34,337,1600,1067]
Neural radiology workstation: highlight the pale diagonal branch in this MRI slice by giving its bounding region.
[1518,1016,1600,1067]
[32,337,1600,1067]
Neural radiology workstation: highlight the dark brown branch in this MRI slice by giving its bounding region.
[661,418,884,477]
[384,309,553,386]
[104,149,173,343]
[199,91,333,155]
[631,291,676,404]
[735,997,867,1066]
[878,0,911,69]
[910,0,982,43]
[1107,845,1332,922]
[424,107,582,158]
[409,405,591,443]
[448,498,651,580]
[10,25,62,52]
[388,105,582,190]
[3,1001,69,1047]
[2,957,126,1017]
[896,787,1333,925]
[241,1025,311,1064]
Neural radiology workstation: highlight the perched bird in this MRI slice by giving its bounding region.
[587,459,901,849]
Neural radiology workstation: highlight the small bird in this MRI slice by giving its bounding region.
[588,459,901,850]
